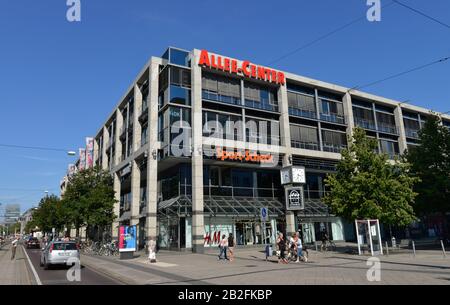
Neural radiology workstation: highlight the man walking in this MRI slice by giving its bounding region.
[11,236,19,260]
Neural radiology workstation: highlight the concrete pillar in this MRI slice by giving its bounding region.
[101,126,109,170]
[133,84,142,151]
[394,105,407,154]
[145,58,160,246]
[130,160,141,228]
[112,172,121,239]
[278,83,296,237]
[191,50,205,253]
[343,92,355,139]
[115,109,123,165]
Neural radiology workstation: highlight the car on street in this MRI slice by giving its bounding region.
[26,237,41,249]
[40,241,80,270]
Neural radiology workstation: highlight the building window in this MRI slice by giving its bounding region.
[353,106,376,130]
[290,124,319,151]
[403,118,420,139]
[376,112,397,134]
[321,130,347,153]
[202,72,241,105]
[379,139,399,159]
[244,82,278,112]
[320,99,345,124]
[288,91,316,119]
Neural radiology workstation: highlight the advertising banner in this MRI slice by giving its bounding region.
[85,137,94,168]
[78,148,86,171]
[67,164,76,177]
[119,225,137,252]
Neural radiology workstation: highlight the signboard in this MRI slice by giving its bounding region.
[216,148,273,164]
[198,49,286,85]
[260,207,269,222]
[285,186,304,211]
[119,225,137,252]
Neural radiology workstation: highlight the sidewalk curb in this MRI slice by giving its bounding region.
[80,254,138,285]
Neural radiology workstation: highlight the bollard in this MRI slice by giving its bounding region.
[412,240,416,257]
[441,240,447,258]
[385,241,389,256]
[315,242,318,252]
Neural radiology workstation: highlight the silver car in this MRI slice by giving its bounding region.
[40,241,80,269]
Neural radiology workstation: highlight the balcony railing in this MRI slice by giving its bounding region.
[289,107,317,119]
[139,105,148,123]
[202,90,241,106]
[377,123,398,135]
[245,99,279,112]
[322,142,347,153]
[320,112,346,125]
[291,140,320,151]
[354,117,377,131]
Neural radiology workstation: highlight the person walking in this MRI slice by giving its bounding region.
[218,234,228,261]
[227,233,236,262]
[294,232,307,263]
[11,236,19,260]
[276,233,287,264]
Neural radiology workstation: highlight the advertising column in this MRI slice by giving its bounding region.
[119,225,137,259]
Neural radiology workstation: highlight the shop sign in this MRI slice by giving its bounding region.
[198,49,286,85]
[216,148,273,164]
[285,186,304,211]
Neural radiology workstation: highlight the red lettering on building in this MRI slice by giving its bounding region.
[198,50,285,86]
[216,148,274,164]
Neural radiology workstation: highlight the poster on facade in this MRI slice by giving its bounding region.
[78,148,86,171]
[119,225,137,252]
[203,220,233,247]
[85,137,94,168]
[67,164,76,177]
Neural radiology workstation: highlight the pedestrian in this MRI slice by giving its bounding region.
[148,238,157,263]
[294,232,307,263]
[11,236,19,260]
[276,233,287,264]
[228,233,236,262]
[218,234,228,261]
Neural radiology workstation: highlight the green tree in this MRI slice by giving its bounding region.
[404,114,450,217]
[61,166,117,240]
[32,195,65,234]
[324,127,418,227]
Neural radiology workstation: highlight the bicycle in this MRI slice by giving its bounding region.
[321,240,336,252]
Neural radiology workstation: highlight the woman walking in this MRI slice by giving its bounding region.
[228,233,236,262]
[276,233,287,264]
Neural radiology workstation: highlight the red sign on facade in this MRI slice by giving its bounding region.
[198,50,285,85]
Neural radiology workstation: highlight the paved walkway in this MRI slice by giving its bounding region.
[0,243,36,285]
[80,246,450,285]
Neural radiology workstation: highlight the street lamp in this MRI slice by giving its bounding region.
[67,151,76,156]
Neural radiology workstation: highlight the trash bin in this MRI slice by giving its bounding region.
[265,244,273,260]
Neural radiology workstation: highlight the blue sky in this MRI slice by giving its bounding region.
[0,0,449,213]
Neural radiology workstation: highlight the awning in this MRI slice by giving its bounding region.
[117,211,131,222]
[298,199,332,217]
[157,195,285,218]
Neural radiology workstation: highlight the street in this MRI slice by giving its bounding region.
[24,246,121,285]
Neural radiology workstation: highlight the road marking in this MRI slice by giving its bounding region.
[22,246,42,285]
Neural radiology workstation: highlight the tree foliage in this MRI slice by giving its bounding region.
[324,127,418,226]
[404,114,450,216]
[31,166,117,237]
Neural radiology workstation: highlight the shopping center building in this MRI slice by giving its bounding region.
[87,47,450,252]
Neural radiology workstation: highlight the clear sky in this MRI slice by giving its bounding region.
[0,0,449,213]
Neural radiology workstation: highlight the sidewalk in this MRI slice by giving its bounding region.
[0,244,36,285]
[81,245,450,285]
